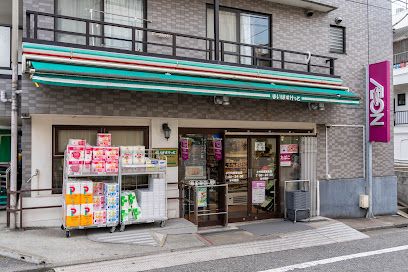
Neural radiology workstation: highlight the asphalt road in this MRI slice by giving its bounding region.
[148,227,408,272]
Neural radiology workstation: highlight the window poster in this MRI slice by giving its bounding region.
[197,187,208,208]
[252,180,266,204]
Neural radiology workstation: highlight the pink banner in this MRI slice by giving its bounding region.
[368,61,390,143]
[213,138,223,161]
[180,138,189,161]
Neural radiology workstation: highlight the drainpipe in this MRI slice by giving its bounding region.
[9,0,19,229]
[213,0,220,61]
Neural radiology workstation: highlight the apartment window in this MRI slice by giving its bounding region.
[207,6,271,66]
[330,25,345,54]
[398,93,406,106]
[52,125,149,193]
[56,0,144,51]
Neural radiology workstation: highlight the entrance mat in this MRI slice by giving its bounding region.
[238,220,313,236]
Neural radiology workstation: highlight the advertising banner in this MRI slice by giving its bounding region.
[368,61,391,143]
[252,180,266,204]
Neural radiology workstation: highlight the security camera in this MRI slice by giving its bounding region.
[335,17,343,24]
[305,10,314,17]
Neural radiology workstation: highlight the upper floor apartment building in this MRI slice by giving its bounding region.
[0,0,396,227]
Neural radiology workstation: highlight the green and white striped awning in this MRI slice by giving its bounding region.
[28,61,360,105]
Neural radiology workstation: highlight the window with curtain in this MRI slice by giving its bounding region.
[207,7,270,66]
[56,0,144,51]
[52,126,148,193]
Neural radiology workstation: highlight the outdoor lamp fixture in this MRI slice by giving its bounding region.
[162,123,171,141]
[214,96,230,106]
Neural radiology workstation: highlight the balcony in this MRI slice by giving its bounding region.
[396,111,408,125]
[25,10,336,77]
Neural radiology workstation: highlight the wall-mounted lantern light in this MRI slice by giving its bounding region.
[162,123,171,141]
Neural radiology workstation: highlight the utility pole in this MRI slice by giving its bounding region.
[10,0,20,229]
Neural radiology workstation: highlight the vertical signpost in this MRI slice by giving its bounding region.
[366,60,391,218]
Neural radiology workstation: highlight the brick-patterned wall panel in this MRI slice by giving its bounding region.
[20,0,394,180]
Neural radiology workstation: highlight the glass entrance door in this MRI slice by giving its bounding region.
[224,138,249,221]
[249,137,278,219]
[224,136,278,222]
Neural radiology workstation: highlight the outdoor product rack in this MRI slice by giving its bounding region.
[118,149,168,232]
[61,150,119,237]
[61,149,168,237]
[284,180,311,223]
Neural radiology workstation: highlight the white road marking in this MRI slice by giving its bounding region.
[259,245,408,272]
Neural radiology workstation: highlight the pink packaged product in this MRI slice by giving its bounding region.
[93,195,105,211]
[84,145,93,162]
[91,160,106,174]
[105,147,119,160]
[93,210,107,225]
[105,160,119,173]
[66,161,83,176]
[97,133,111,147]
[93,182,105,196]
[67,145,85,162]
[92,147,106,161]
[68,139,86,146]
[82,162,91,175]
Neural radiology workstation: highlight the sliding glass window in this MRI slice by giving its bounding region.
[56,0,144,51]
[207,7,271,66]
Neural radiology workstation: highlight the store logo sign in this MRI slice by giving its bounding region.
[368,61,390,143]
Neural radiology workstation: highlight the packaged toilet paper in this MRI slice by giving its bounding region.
[68,139,86,146]
[93,182,104,196]
[65,204,80,227]
[80,181,93,204]
[67,145,85,162]
[93,210,106,225]
[97,133,111,147]
[65,180,81,204]
[91,160,105,174]
[93,195,105,211]
[92,147,106,161]
[80,204,93,226]
[66,161,83,176]
[133,146,145,165]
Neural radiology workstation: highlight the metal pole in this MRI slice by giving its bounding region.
[10,0,19,229]
[365,66,374,219]
[213,0,220,61]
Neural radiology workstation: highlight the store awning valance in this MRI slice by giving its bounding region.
[28,61,359,105]
[23,42,359,105]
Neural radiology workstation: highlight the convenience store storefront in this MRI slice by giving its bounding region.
[21,43,360,227]
[178,127,313,226]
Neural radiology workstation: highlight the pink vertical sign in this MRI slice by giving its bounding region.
[213,138,223,161]
[368,61,391,143]
[180,138,189,161]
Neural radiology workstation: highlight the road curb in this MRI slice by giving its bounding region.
[0,246,47,265]
[355,223,408,232]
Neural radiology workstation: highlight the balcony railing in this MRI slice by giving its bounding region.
[394,51,408,66]
[396,111,408,125]
[25,10,336,77]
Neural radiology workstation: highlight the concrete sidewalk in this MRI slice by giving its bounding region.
[338,215,408,232]
[0,211,369,270]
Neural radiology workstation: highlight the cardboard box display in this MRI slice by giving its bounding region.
[93,210,106,225]
[84,145,93,162]
[65,204,80,227]
[105,147,119,160]
[80,181,93,204]
[67,145,85,162]
[68,139,86,146]
[66,161,83,176]
[91,160,105,174]
[93,182,104,196]
[65,181,81,204]
[105,160,119,173]
[92,147,106,161]
[80,204,94,226]
[97,133,112,147]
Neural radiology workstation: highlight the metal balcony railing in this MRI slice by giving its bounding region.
[25,10,337,77]
[394,51,408,66]
[395,111,408,125]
